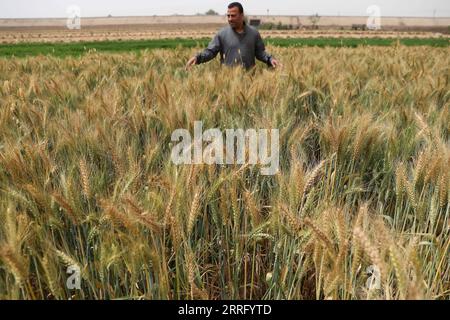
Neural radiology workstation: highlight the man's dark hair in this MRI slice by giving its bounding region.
[228,2,244,14]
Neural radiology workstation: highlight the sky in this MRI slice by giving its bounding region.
[0,0,449,19]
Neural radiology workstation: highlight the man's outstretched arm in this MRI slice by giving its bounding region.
[255,32,281,68]
[186,34,221,69]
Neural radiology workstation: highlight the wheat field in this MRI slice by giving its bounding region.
[0,45,449,300]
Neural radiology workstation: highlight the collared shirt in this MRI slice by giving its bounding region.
[195,24,273,69]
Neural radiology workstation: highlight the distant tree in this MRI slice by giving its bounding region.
[205,9,219,15]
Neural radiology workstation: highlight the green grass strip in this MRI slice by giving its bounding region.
[0,37,448,58]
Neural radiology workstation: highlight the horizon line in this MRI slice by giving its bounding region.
[1,13,450,20]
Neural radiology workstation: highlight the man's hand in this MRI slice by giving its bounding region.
[270,58,282,69]
[185,56,197,70]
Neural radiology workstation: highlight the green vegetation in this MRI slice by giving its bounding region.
[205,9,219,16]
[0,37,448,58]
[259,22,296,30]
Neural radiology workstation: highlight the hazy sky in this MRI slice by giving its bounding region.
[1,0,449,18]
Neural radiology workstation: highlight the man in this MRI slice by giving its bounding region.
[186,2,281,70]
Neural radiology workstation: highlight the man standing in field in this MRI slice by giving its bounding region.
[186,2,281,70]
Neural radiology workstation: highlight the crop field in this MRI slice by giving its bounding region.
[1,15,449,45]
[0,37,448,58]
[0,43,449,300]
[1,28,448,45]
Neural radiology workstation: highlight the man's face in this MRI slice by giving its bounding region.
[227,7,243,29]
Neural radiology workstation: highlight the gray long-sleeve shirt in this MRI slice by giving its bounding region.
[195,24,273,69]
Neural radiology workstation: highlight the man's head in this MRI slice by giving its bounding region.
[227,2,244,29]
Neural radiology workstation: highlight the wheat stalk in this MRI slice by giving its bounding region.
[303,159,327,198]
[395,162,407,198]
[244,190,261,227]
[280,205,303,233]
[52,192,79,225]
[353,227,384,281]
[0,245,28,286]
[124,195,162,233]
[187,190,201,236]
[79,158,90,199]
[304,217,334,252]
